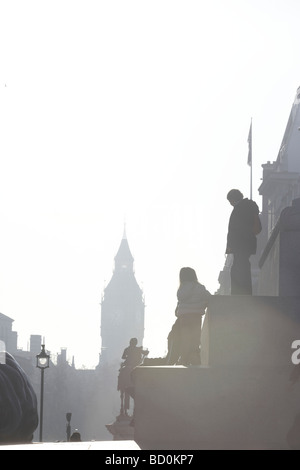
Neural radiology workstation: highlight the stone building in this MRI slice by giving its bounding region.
[0,312,18,354]
[100,229,145,366]
[258,86,300,248]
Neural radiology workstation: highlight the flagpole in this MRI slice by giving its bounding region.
[250,149,253,200]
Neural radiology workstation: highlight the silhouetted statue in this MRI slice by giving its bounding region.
[226,189,262,295]
[117,338,148,416]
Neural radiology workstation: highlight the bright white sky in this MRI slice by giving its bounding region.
[0,0,300,368]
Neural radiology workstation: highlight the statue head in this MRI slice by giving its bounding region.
[130,338,138,347]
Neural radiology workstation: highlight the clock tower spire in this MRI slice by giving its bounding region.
[100,229,145,365]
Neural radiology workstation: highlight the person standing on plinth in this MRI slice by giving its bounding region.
[226,189,262,295]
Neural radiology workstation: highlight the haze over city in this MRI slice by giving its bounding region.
[1,0,300,368]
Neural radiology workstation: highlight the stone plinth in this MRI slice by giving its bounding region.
[106,414,134,441]
[201,295,300,367]
[133,296,300,450]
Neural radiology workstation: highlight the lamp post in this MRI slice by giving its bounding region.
[66,412,72,442]
[36,344,50,442]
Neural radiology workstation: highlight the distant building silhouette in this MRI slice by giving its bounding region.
[29,335,42,356]
[0,313,18,354]
[100,228,145,365]
[258,86,300,249]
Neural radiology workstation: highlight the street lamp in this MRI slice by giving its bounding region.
[66,413,72,442]
[36,344,50,442]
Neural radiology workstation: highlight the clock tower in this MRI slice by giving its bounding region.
[100,229,145,365]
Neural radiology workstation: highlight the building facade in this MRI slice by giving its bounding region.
[258,86,300,250]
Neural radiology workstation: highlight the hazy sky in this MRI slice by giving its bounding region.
[1,0,300,368]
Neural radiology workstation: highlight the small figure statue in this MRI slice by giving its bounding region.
[122,338,149,368]
[117,338,149,417]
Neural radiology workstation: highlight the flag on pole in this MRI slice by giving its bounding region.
[247,119,252,166]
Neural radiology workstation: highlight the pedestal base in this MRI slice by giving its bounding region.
[106,414,135,441]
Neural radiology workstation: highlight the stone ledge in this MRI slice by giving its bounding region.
[0,440,140,450]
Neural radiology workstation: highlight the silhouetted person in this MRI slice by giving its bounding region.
[226,189,262,295]
[70,430,82,442]
[167,267,211,366]
[0,352,38,444]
